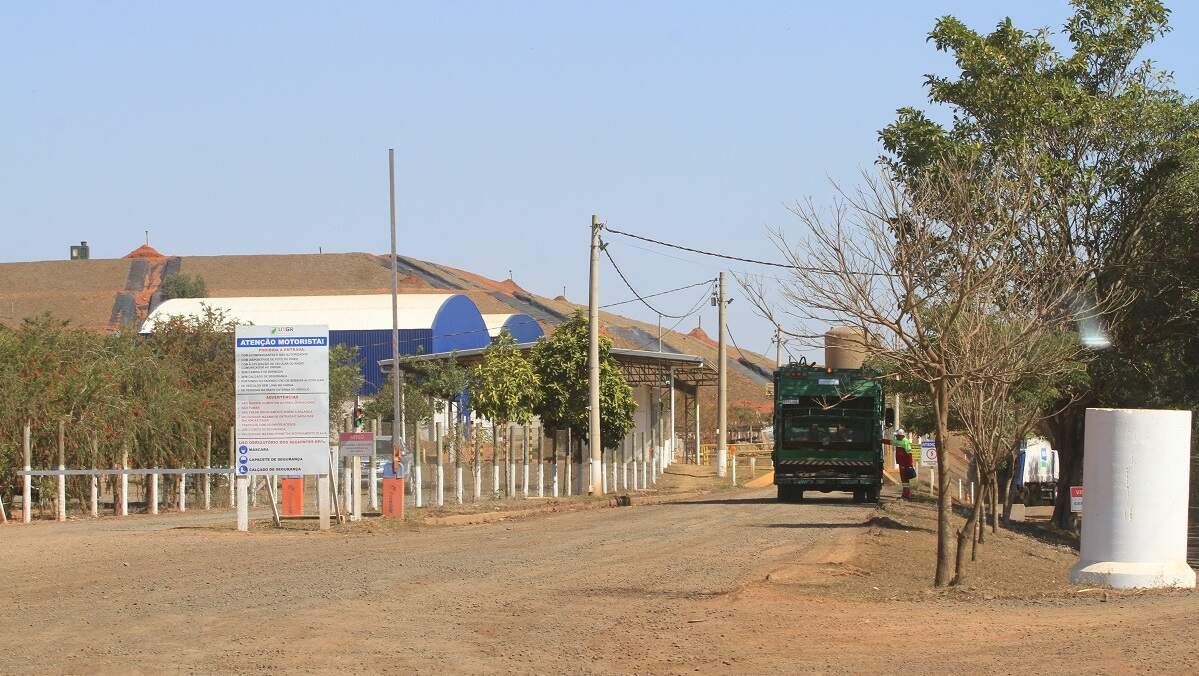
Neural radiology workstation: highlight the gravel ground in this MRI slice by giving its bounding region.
[1,479,1195,674]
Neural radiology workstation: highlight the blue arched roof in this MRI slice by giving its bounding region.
[430,294,491,353]
[499,314,544,343]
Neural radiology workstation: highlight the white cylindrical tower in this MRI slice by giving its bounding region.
[1069,408,1195,589]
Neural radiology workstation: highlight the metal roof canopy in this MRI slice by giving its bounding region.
[380,345,717,389]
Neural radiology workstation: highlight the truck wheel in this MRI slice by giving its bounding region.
[866,486,880,503]
[852,489,866,503]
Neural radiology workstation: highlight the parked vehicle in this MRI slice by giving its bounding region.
[1015,438,1058,506]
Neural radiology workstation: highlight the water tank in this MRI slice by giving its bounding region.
[824,326,865,369]
[69,241,90,260]
[1069,408,1195,589]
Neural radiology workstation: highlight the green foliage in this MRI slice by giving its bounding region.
[530,312,635,450]
[412,355,470,414]
[159,272,208,300]
[363,372,433,426]
[328,344,365,432]
[470,332,540,426]
[0,312,238,502]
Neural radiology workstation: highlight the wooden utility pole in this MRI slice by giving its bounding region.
[587,214,603,494]
[716,272,728,478]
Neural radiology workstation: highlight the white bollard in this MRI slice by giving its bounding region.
[352,459,362,521]
[317,473,330,530]
[414,464,424,508]
[611,457,617,495]
[1070,408,1195,589]
[436,463,445,507]
[236,474,249,531]
[750,456,756,478]
[149,472,159,515]
[120,450,129,517]
[90,475,99,518]
[456,466,464,505]
[731,456,737,485]
[632,459,639,492]
[601,456,608,494]
[179,474,187,513]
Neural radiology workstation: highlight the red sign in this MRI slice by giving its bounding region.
[1070,486,1084,512]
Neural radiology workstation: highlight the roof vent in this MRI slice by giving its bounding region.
[69,241,90,260]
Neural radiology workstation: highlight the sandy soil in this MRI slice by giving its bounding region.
[1,471,1195,675]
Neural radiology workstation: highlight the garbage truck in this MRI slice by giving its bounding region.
[772,359,887,503]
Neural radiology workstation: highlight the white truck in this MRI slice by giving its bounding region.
[1015,437,1059,506]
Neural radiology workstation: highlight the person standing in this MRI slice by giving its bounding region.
[884,429,915,498]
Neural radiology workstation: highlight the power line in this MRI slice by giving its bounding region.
[601,243,698,319]
[600,279,715,310]
[603,224,896,277]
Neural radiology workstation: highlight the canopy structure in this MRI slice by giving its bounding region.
[382,345,717,390]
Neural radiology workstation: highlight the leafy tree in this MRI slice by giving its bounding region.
[363,371,434,431]
[159,272,208,300]
[470,333,540,427]
[530,312,636,451]
[878,0,1196,527]
[328,344,365,433]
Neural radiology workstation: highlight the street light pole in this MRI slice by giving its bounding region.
[388,149,404,518]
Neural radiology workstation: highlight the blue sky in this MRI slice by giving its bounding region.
[3,1,1196,359]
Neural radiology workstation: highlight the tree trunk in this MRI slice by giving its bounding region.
[1002,447,1019,525]
[953,491,983,585]
[976,479,987,546]
[990,474,999,533]
[932,379,953,587]
[1045,400,1086,529]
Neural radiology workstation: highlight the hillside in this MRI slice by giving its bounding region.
[0,247,775,442]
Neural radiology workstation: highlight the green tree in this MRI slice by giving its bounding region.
[878,0,1195,527]
[530,312,635,451]
[470,333,540,427]
[159,272,208,300]
[363,371,434,431]
[328,344,365,434]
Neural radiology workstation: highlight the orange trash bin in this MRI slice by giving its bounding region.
[281,478,304,516]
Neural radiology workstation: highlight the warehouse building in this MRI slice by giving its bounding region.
[142,293,543,394]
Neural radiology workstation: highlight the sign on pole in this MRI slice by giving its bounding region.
[919,439,937,467]
[338,432,375,457]
[235,325,330,476]
[1070,485,1084,513]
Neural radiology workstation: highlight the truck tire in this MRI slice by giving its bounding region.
[852,489,866,503]
[866,485,880,503]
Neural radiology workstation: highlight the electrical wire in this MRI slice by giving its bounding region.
[600,279,715,310]
[601,243,698,319]
[603,224,896,277]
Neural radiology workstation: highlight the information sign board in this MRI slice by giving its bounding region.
[1070,485,1084,512]
[338,432,375,457]
[919,439,937,466]
[235,325,330,475]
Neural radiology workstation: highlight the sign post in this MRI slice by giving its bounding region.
[339,432,374,521]
[235,325,330,531]
[919,439,937,467]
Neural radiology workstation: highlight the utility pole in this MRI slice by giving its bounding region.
[774,326,782,367]
[716,272,728,478]
[587,214,603,495]
[388,148,404,517]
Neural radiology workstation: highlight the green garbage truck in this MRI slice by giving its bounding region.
[772,360,888,503]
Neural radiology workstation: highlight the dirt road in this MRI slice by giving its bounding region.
[2,487,1196,674]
